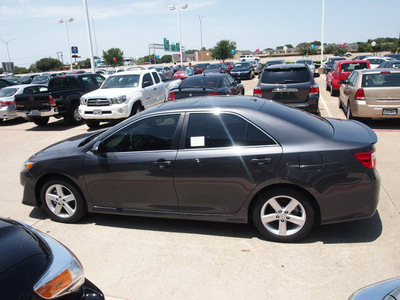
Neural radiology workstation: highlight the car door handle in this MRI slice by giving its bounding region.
[153,88,157,90]
[153,159,172,167]
[250,158,272,165]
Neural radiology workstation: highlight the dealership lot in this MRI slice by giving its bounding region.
[1,72,399,299]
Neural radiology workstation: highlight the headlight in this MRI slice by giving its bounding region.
[23,160,35,171]
[111,95,127,104]
[80,97,87,105]
[33,230,85,299]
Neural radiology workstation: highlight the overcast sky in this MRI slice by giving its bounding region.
[1,0,399,67]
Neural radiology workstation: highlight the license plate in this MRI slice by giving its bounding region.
[383,108,397,116]
[93,109,102,115]
[31,110,41,116]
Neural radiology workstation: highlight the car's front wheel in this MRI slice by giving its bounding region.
[86,119,100,128]
[252,188,315,242]
[40,178,87,223]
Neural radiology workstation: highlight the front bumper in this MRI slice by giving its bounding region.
[231,72,251,79]
[16,107,58,118]
[79,103,131,120]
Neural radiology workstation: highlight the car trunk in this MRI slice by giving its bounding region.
[261,82,310,104]
[364,86,400,106]
[174,88,218,99]
[14,93,50,110]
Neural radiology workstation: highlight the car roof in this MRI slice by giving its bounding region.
[354,68,400,74]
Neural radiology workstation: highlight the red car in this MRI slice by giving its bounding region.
[326,60,370,96]
[173,66,189,80]
[223,62,234,73]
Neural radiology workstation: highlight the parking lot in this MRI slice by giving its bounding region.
[1,70,399,299]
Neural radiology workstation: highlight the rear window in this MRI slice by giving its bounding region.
[261,68,310,84]
[362,73,400,87]
[0,87,19,97]
[49,77,80,91]
[32,76,49,83]
[180,76,222,88]
[341,62,369,72]
[234,63,250,68]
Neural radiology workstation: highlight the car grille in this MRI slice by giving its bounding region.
[87,98,110,106]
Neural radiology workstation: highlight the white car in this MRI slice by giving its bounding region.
[239,54,259,62]
[296,58,316,74]
[363,56,395,69]
[79,70,180,128]
[0,84,47,122]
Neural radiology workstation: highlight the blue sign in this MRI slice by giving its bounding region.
[231,49,235,54]
[311,44,315,49]
[97,59,101,63]
[71,46,78,54]
[156,55,160,59]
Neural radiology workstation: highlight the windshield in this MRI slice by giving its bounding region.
[32,76,49,83]
[234,63,250,68]
[261,68,310,84]
[180,76,222,88]
[341,62,369,72]
[101,75,140,89]
[0,87,19,97]
[297,60,312,65]
[104,71,116,75]
[207,65,221,70]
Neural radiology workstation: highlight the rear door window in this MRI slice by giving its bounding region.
[49,77,80,92]
[362,73,400,87]
[151,72,161,84]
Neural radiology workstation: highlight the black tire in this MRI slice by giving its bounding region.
[330,86,337,97]
[339,97,343,109]
[40,177,87,223]
[86,119,100,129]
[130,102,143,117]
[65,102,83,125]
[326,83,330,92]
[31,117,49,126]
[252,188,315,242]
[346,101,354,120]
[241,89,245,95]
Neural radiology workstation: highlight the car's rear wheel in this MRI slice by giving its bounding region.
[40,178,87,223]
[252,188,315,242]
[326,82,330,91]
[330,86,337,97]
[31,117,49,126]
[65,102,83,125]
[346,101,353,119]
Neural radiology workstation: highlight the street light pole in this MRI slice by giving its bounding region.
[57,18,74,72]
[0,38,16,63]
[320,0,325,64]
[198,15,203,62]
[169,4,188,66]
[83,0,95,74]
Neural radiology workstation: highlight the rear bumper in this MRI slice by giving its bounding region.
[352,100,400,118]
[16,107,57,118]
[0,107,18,120]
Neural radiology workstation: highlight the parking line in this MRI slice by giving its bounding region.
[318,74,333,118]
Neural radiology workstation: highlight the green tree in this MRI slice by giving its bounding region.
[210,40,236,62]
[14,66,30,74]
[102,48,124,67]
[77,58,91,69]
[35,58,63,72]
[297,43,317,56]
[160,55,172,63]
[285,44,294,48]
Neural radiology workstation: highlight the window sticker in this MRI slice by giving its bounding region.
[191,136,205,147]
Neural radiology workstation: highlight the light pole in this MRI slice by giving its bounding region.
[0,38,16,63]
[83,0,95,74]
[57,18,74,72]
[168,4,187,66]
[320,0,325,64]
[198,15,203,62]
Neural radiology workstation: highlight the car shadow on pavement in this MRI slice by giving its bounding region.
[28,208,382,244]
[0,118,28,126]
[361,119,400,131]
[25,119,86,132]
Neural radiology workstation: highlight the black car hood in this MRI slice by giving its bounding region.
[231,68,251,72]
[0,218,47,273]
[33,131,102,158]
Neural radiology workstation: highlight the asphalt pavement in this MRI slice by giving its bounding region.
[0,70,399,300]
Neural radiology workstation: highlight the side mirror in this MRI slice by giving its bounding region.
[236,79,241,84]
[92,141,105,156]
[313,73,320,78]
[142,81,152,88]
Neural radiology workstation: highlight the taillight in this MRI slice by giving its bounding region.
[49,95,56,106]
[354,149,376,169]
[309,85,319,95]
[253,87,262,97]
[208,91,219,96]
[0,101,12,108]
[354,88,365,101]
[167,92,176,101]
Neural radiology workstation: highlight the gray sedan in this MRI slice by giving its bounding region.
[21,96,379,243]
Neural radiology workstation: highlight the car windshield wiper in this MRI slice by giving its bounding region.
[284,80,300,83]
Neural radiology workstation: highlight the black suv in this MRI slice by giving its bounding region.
[253,64,320,114]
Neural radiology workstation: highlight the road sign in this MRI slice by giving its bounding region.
[71,46,78,54]
[176,43,180,51]
[171,44,176,51]
[164,38,170,51]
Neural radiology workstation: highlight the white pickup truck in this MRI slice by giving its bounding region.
[79,70,180,128]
